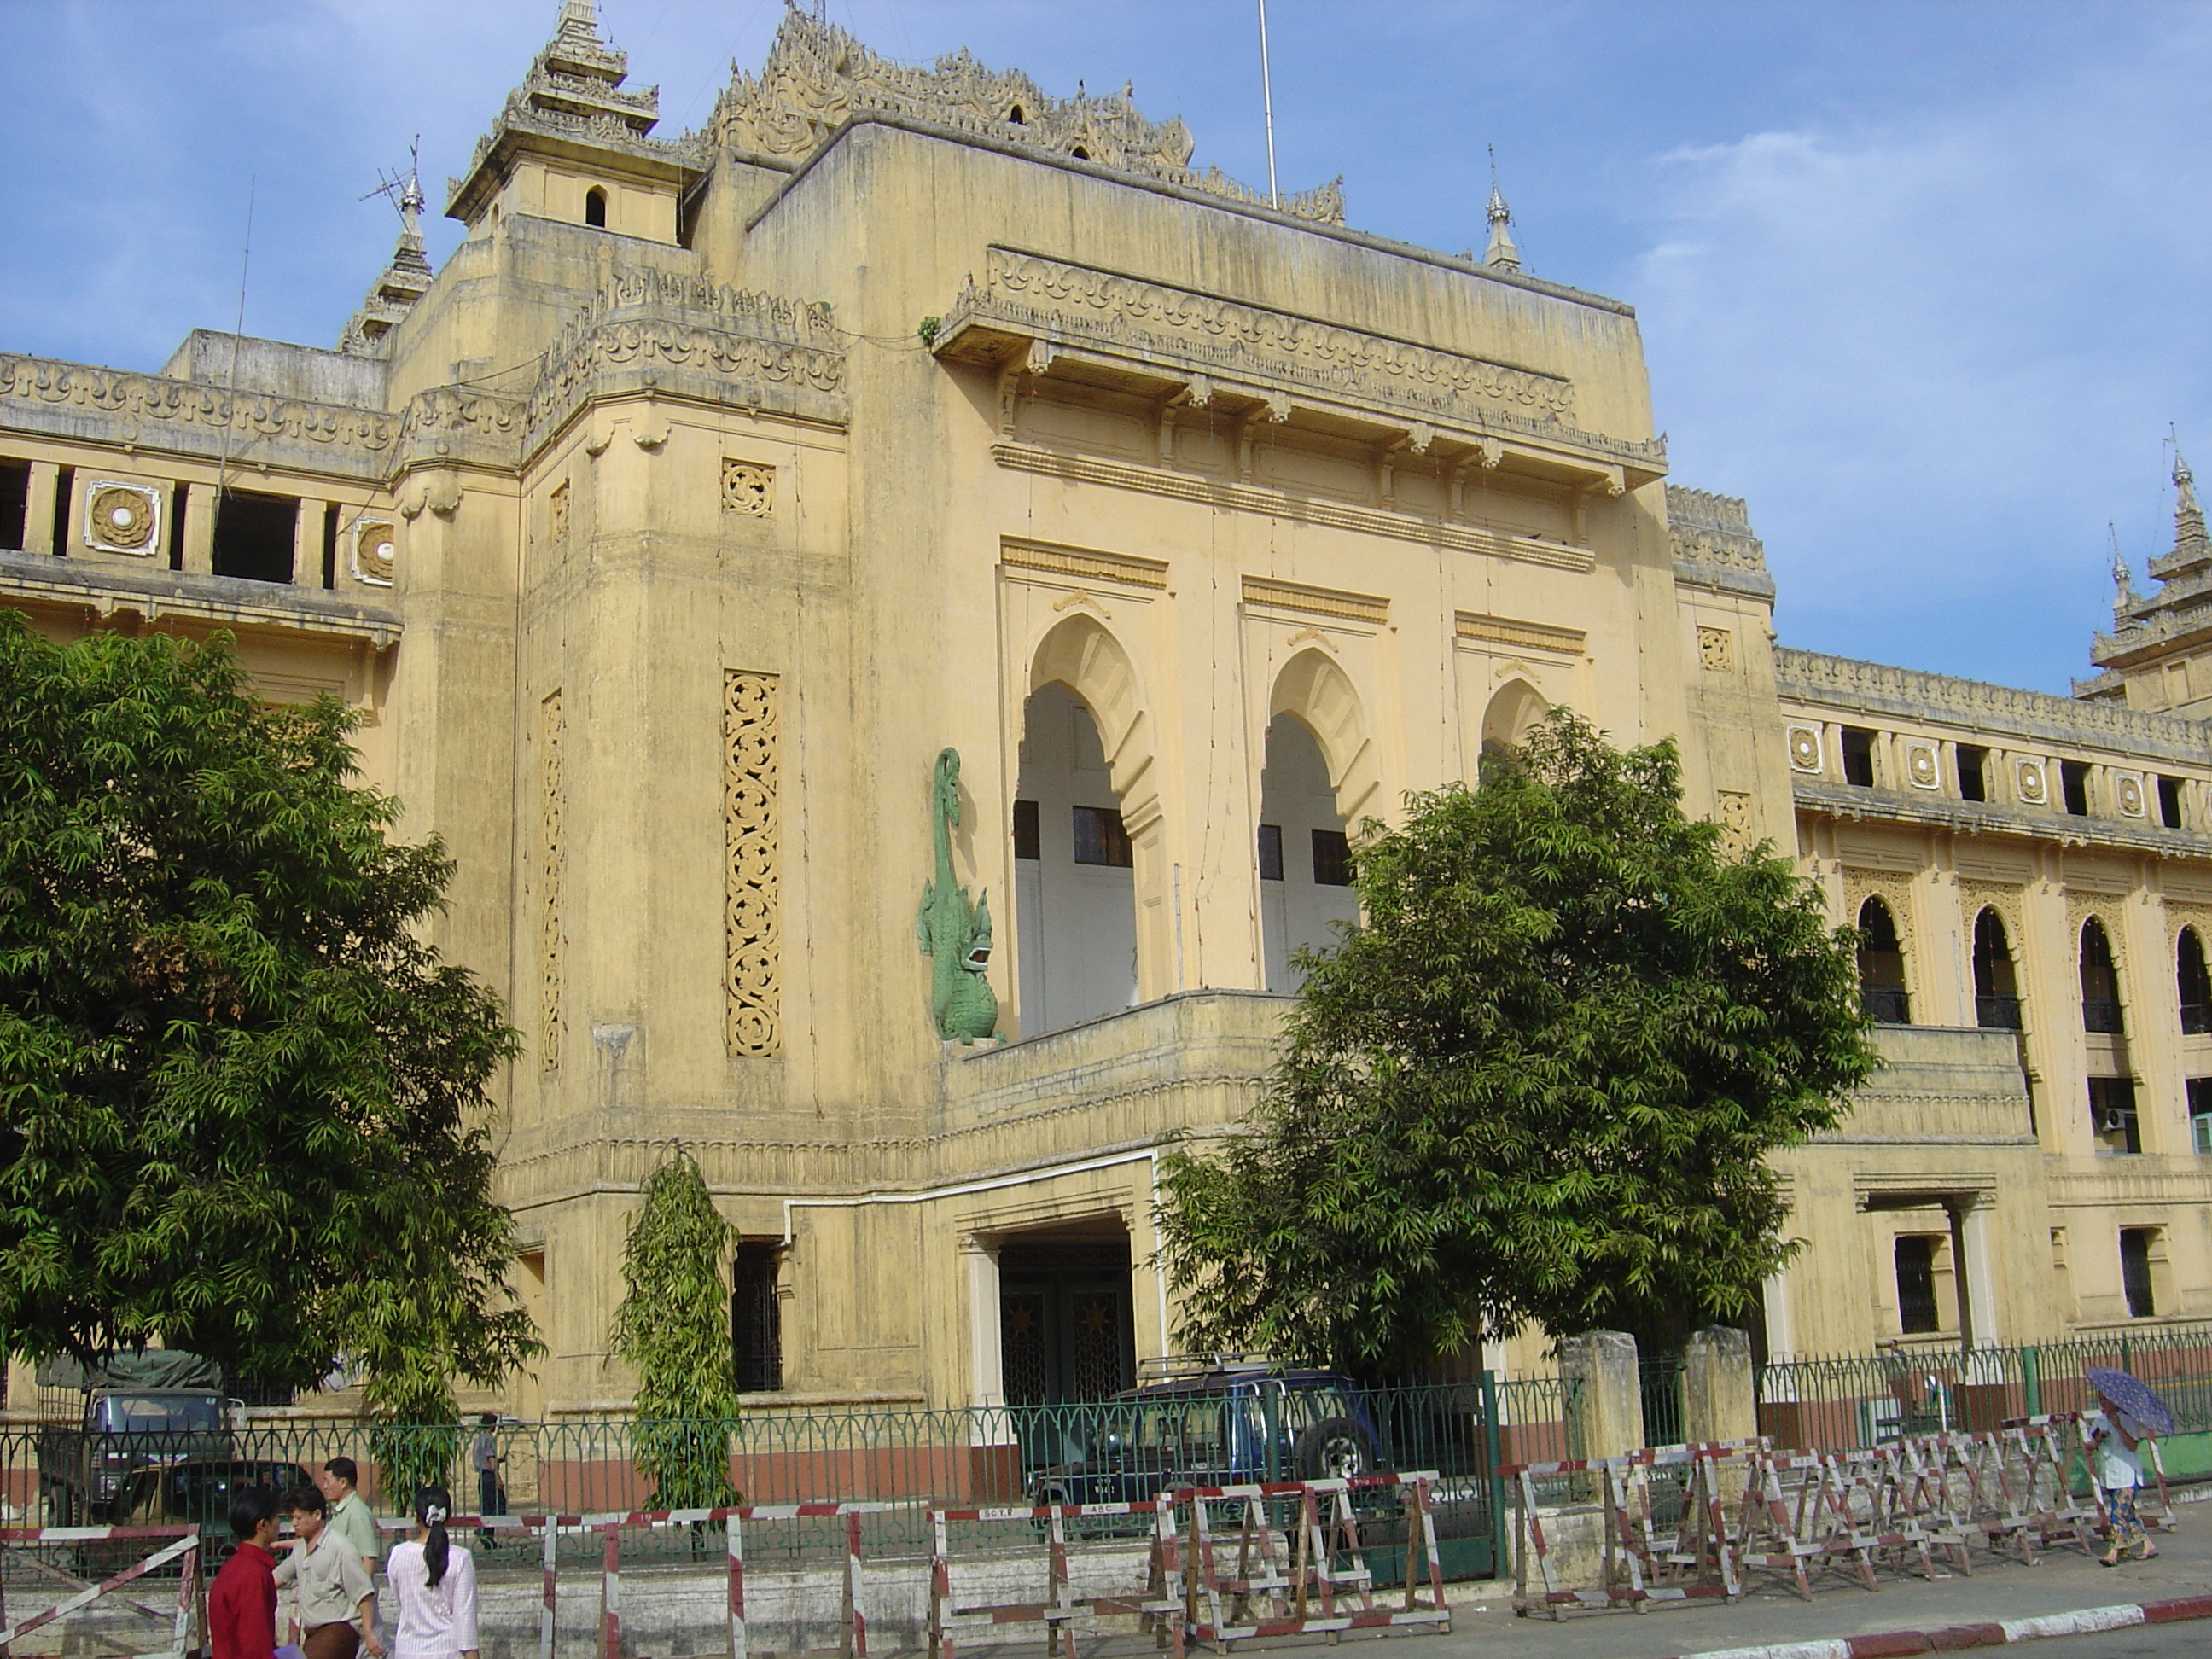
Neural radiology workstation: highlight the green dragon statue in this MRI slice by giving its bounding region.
[919,748,998,1043]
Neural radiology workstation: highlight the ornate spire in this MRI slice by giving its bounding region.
[339,141,434,357]
[2175,447,2209,560]
[2110,522,2141,619]
[1484,146,1521,271]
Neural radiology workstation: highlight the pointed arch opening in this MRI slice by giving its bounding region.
[1857,896,1910,1024]
[1972,909,2022,1030]
[1012,615,1161,1038]
[1478,678,1549,775]
[2080,917,2124,1033]
[1256,715,1360,992]
[2180,927,2210,1033]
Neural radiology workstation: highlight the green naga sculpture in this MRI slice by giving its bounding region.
[919,748,999,1043]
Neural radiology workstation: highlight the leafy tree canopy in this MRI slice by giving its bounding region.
[611,1147,742,1505]
[0,614,538,1408]
[1157,710,1876,1372]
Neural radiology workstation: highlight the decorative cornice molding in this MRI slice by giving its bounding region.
[524,272,847,455]
[0,547,401,648]
[0,352,398,480]
[1667,484,1769,585]
[1241,576,1388,626]
[1777,647,2212,764]
[1000,537,1168,590]
[1793,779,2212,862]
[989,440,1598,573]
[707,12,1342,224]
[1455,610,1586,655]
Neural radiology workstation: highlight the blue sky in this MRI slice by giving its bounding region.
[5,1,2210,695]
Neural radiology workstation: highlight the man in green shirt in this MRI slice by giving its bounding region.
[317,1458,381,1577]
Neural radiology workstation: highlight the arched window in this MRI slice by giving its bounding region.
[1972,909,2021,1030]
[1857,897,1910,1024]
[2080,918,2124,1033]
[584,187,608,229]
[2181,928,2212,1033]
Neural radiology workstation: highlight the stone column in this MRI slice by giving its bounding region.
[294,497,329,588]
[182,482,217,576]
[1558,1330,1644,1460]
[22,462,59,555]
[1682,1326,1758,1446]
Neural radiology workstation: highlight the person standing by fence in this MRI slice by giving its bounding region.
[211,1488,281,1659]
[277,1485,383,1659]
[388,1486,478,1659]
[2086,1391,2160,1566]
[318,1458,381,1577]
[469,1416,505,1525]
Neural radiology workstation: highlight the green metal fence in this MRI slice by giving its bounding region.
[1755,1323,2212,1452]
[3,1371,1582,1580]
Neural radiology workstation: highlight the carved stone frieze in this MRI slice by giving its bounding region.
[0,352,399,480]
[940,251,1645,469]
[725,669,783,1057]
[1958,880,2027,948]
[1777,647,2212,765]
[526,274,846,455]
[711,11,1344,224]
[539,689,565,1074]
[350,516,396,585]
[2165,899,2212,945]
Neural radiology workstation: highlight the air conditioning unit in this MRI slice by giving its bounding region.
[2097,1106,2133,1134]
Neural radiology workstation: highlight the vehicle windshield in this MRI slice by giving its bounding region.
[95,1395,222,1434]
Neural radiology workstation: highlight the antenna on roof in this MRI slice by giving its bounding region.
[1256,0,1280,210]
[214,175,257,504]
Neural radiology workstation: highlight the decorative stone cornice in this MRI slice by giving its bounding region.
[934,247,1664,485]
[0,352,398,481]
[1793,779,2212,860]
[0,547,402,649]
[1777,647,2212,764]
[396,385,527,474]
[1668,484,1773,599]
[523,271,846,454]
[708,11,1343,225]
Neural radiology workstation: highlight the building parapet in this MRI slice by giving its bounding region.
[1792,779,2212,859]
[0,352,399,482]
[708,10,1343,225]
[523,271,847,457]
[1668,485,1773,597]
[932,247,1664,490]
[1777,647,2212,764]
[1816,1025,2034,1148]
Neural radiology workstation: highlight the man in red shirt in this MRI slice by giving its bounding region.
[209,1487,281,1659]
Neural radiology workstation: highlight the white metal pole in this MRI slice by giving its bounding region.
[1257,0,1280,209]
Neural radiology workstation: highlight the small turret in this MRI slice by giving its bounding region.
[1483,148,1522,272]
[338,147,434,358]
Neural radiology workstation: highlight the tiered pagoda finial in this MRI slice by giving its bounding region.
[1484,147,1521,271]
[445,0,701,228]
[2083,439,2212,694]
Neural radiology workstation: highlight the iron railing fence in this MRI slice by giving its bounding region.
[4,1372,1582,1580]
[1755,1322,2212,1453]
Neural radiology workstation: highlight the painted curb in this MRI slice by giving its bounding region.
[1667,1591,2212,1659]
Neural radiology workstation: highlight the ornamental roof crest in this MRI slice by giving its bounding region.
[709,9,1345,224]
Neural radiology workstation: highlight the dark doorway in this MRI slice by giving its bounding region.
[731,1242,783,1392]
[998,1231,1135,1405]
[212,489,297,584]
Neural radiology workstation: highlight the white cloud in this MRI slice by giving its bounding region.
[1629,23,2212,689]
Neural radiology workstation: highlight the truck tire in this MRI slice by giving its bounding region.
[1291,1417,1377,1482]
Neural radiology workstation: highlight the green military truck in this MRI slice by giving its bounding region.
[36,1352,239,1525]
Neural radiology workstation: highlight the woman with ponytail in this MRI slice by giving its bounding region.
[387,1487,478,1659]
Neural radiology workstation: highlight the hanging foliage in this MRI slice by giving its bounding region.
[610,1147,742,1506]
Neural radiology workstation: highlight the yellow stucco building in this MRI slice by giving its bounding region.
[3,5,2208,1417]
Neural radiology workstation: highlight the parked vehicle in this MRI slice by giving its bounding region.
[35,1352,240,1525]
[1028,1359,1382,1512]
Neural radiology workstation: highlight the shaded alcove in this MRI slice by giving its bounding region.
[1257,715,1359,992]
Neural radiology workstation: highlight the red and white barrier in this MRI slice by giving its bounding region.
[0,1525,200,1659]
[928,1498,1182,1659]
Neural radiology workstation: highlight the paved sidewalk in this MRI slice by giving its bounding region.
[1409,1502,2210,1659]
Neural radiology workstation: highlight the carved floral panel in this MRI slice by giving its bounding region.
[84,481,160,556]
[725,669,782,1057]
[350,517,396,585]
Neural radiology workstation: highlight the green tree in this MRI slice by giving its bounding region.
[610,1148,742,1507]
[1156,710,1876,1371]
[0,616,539,1417]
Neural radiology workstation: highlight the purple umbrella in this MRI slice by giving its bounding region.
[2085,1366,2175,1438]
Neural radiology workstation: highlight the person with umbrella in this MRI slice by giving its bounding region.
[2083,1365,2171,1566]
